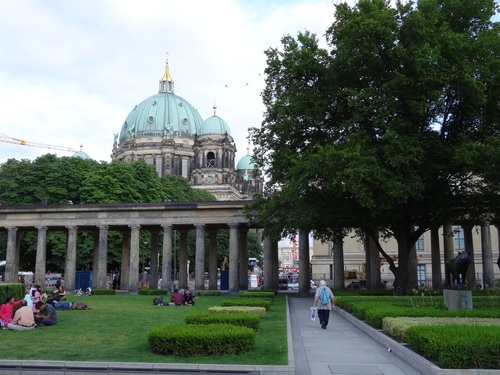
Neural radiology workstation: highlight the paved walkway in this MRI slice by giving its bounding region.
[288,296,426,375]
[1,295,494,374]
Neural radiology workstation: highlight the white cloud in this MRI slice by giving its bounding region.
[0,0,335,164]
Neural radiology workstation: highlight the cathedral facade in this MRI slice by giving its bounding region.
[111,55,263,201]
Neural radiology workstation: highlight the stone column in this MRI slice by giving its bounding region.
[65,226,78,291]
[35,226,47,287]
[333,231,345,290]
[298,229,310,296]
[149,229,160,290]
[178,230,189,289]
[430,226,442,291]
[161,224,172,292]
[228,223,239,293]
[92,231,99,283]
[263,236,273,290]
[463,224,476,290]
[208,230,218,290]
[195,224,205,291]
[128,225,141,292]
[239,228,249,291]
[95,225,109,289]
[5,227,18,282]
[481,221,495,289]
[120,230,131,290]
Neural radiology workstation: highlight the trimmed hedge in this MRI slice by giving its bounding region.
[221,298,271,311]
[336,296,500,329]
[238,291,274,299]
[406,325,500,369]
[0,283,25,303]
[91,288,116,295]
[248,289,277,296]
[148,323,256,357]
[138,289,169,296]
[383,317,500,342]
[196,290,221,296]
[185,312,261,331]
[208,306,267,318]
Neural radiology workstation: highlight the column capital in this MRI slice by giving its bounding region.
[98,225,109,231]
[6,226,18,232]
[128,224,141,230]
[36,226,47,231]
[161,224,172,230]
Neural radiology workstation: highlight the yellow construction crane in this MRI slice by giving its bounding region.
[0,133,78,153]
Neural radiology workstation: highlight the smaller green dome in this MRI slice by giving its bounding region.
[72,150,90,159]
[201,115,231,136]
[237,154,255,170]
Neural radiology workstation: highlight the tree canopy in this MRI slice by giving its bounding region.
[247,0,500,293]
[0,154,235,274]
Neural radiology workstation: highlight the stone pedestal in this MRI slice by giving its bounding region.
[443,289,473,310]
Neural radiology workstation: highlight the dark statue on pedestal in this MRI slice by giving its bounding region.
[445,251,471,289]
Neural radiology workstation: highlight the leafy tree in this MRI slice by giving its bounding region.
[0,155,220,274]
[248,0,500,294]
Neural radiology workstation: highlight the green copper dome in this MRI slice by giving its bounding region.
[118,92,203,143]
[237,154,255,170]
[118,55,203,143]
[200,105,231,136]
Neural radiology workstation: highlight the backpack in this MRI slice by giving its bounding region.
[153,295,165,305]
[320,286,329,305]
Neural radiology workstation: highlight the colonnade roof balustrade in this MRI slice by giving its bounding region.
[0,200,255,231]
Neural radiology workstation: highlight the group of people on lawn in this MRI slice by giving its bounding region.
[0,279,69,330]
[0,294,57,331]
[171,287,195,306]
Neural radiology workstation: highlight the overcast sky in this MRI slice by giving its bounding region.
[0,0,341,165]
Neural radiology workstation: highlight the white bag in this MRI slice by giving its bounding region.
[310,306,317,321]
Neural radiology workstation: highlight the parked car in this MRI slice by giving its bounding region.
[287,280,317,291]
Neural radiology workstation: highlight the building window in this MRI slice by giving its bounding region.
[207,152,216,168]
[417,264,426,288]
[416,235,424,251]
[453,225,465,251]
[181,159,188,179]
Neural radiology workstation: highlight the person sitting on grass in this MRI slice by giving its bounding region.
[170,289,184,306]
[0,296,23,328]
[56,286,67,301]
[7,299,35,330]
[183,287,195,306]
[34,301,57,326]
[31,285,48,313]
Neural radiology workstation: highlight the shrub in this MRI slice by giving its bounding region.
[405,325,500,369]
[208,306,267,318]
[185,312,260,331]
[221,298,271,311]
[196,290,221,296]
[147,323,256,357]
[238,291,274,299]
[138,289,168,296]
[91,288,115,295]
[383,317,500,342]
[0,283,25,303]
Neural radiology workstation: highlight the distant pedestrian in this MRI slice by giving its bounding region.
[313,280,335,329]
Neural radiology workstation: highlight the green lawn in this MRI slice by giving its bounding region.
[0,294,288,365]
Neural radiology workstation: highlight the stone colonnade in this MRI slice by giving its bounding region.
[4,223,261,293]
[1,202,285,293]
